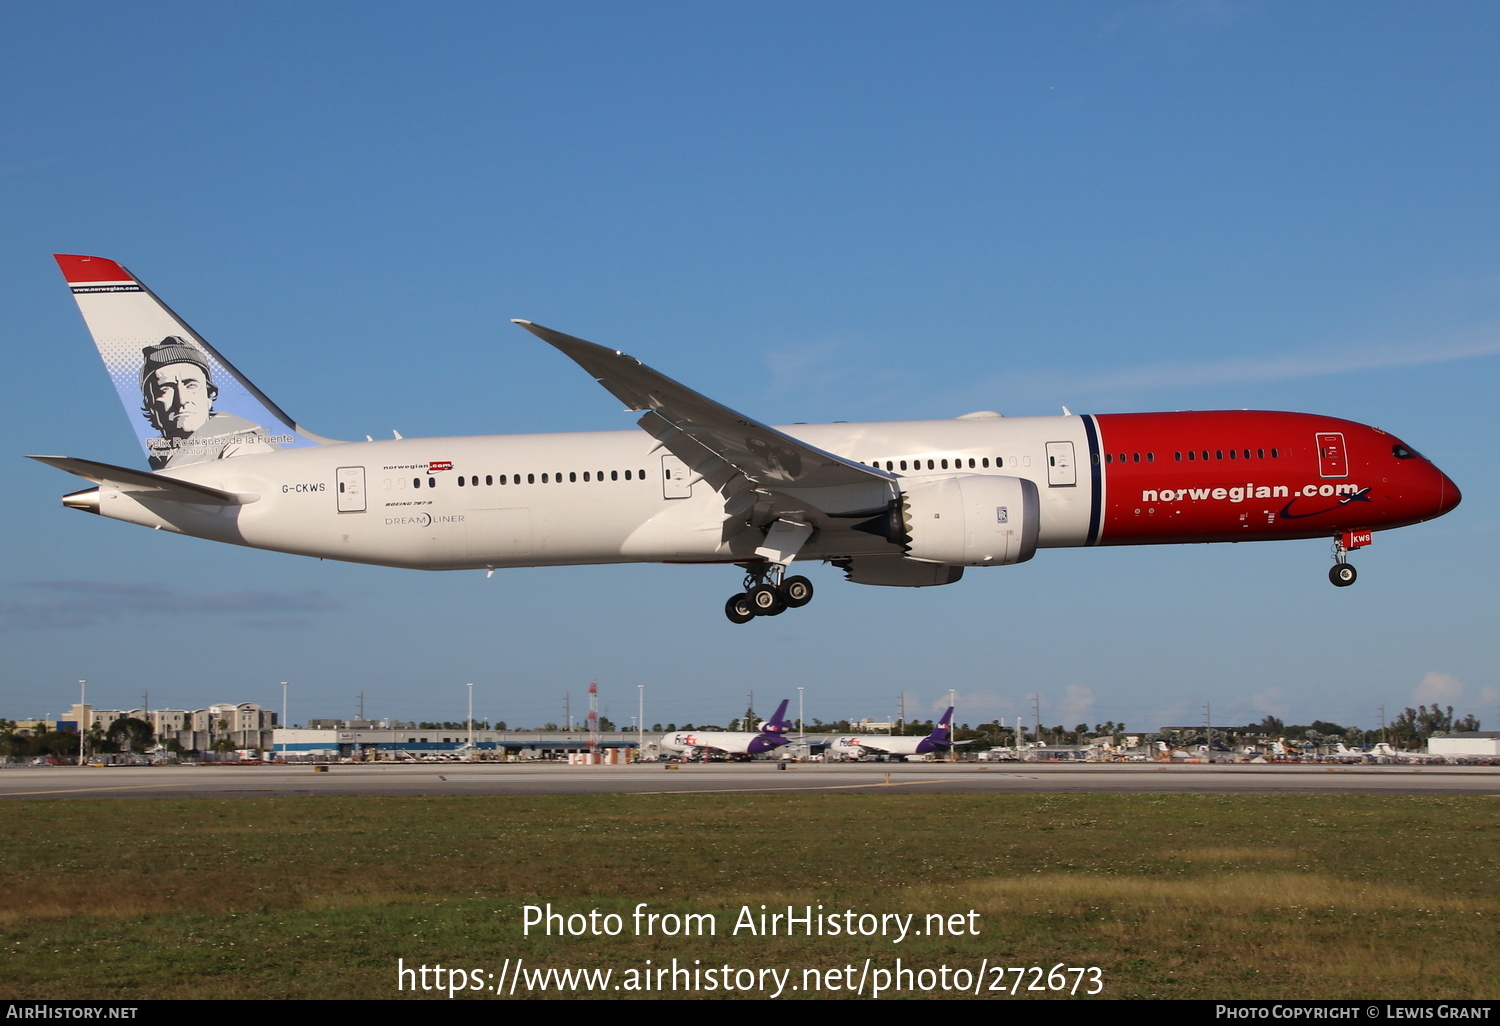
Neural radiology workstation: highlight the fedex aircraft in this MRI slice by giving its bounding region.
[657,699,795,759]
[828,708,962,761]
[36,255,1460,623]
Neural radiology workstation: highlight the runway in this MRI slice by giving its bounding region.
[1,760,1497,799]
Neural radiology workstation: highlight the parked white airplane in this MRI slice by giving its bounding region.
[36,255,1461,622]
[657,699,794,759]
[827,708,961,760]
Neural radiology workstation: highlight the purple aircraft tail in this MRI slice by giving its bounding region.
[747,699,794,755]
[915,706,956,755]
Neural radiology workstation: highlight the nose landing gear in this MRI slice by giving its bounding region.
[1328,530,1372,587]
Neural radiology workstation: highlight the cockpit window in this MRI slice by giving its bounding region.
[1392,444,1420,459]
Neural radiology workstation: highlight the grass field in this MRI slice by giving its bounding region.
[2,792,1495,1000]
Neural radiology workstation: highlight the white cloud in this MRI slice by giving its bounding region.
[1251,688,1289,718]
[1413,672,1465,706]
[991,330,1500,405]
[1056,685,1097,727]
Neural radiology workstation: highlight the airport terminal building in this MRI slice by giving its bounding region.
[272,727,642,761]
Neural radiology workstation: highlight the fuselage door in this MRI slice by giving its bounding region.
[662,454,692,499]
[1316,433,1348,478]
[1045,442,1076,487]
[336,466,366,512]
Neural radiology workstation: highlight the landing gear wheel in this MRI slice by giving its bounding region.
[725,594,755,624]
[781,575,814,608]
[748,582,784,615]
[1329,563,1357,587]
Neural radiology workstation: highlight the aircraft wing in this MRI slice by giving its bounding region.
[28,456,259,505]
[513,321,898,504]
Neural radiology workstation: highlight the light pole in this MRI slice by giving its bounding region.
[281,681,288,730]
[797,687,804,740]
[637,685,644,759]
[77,679,86,766]
[948,689,957,762]
[466,683,474,756]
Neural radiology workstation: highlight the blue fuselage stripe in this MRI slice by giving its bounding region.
[1082,414,1103,545]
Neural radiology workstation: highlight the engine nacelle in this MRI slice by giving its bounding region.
[900,474,1039,566]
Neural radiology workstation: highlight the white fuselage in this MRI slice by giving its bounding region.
[828,735,937,759]
[657,730,780,757]
[95,415,1094,570]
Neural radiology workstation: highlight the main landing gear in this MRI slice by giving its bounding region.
[724,567,814,624]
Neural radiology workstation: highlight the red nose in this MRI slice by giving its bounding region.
[1433,466,1461,518]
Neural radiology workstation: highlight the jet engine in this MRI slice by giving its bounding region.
[878,474,1040,566]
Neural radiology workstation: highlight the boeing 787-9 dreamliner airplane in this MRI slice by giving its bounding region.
[34,255,1460,623]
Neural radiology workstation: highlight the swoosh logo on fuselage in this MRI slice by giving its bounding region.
[1279,487,1372,520]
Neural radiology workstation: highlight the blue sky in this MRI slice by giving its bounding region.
[3,2,1497,735]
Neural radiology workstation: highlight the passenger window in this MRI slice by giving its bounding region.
[899,460,907,470]
[611,470,618,481]
[625,470,632,480]
[486,475,493,485]
[982,458,989,468]
[457,476,465,487]
[570,472,577,482]
[528,473,535,484]
[427,477,435,488]
[1228,450,1236,460]
[1174,452,1182,461]
[940,459,949,470]
[1146,453,1154,463]
[927,459,935,470]
[412,478,420,488]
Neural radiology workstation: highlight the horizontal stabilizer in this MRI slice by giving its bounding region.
[28,456,258,505]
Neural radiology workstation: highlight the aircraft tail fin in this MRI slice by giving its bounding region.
[917,706,956,753]
[761,699,794,736]
[746,699,795,754]
[54,255,339,471]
